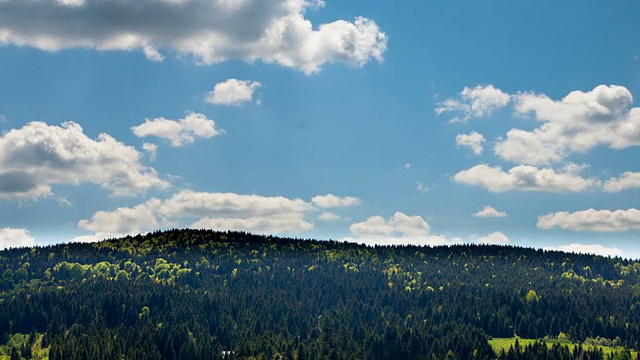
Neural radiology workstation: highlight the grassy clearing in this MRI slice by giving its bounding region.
[489,337,638,358]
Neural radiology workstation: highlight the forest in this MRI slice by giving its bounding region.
[0,229,639,359]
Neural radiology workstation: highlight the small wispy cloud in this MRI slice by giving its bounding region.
[472,205,507,218]
[143,143,158,162]
[311,194,361,208]
[436,85,511,123]
[544,244,622,257]
[456,131,486,155]
[132,112,223,147]
[470,231,510,245]
[318,212,349,222]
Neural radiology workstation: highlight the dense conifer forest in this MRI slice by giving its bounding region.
[0,229,639,359]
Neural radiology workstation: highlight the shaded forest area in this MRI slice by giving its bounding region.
[1,229,639,359]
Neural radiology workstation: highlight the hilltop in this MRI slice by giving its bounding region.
[1,229,639,359]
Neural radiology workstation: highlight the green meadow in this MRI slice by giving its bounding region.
[490,337,638,358]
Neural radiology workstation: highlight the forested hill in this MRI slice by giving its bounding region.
[1,229,639,360]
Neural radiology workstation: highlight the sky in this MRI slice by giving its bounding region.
[1,0,640,259]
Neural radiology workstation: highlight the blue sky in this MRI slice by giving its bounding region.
[1,0,640,258]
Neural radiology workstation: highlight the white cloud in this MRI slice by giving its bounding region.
[495,85,640,165]
[416,182,429,193]
[205,79,261,106]
[143,143,158,162]
[341,234,458,247]
[472,206,507,218]
[456,131,486,155]
[318,212,346,221]
[141,43,165,62]
[436,85,511,123]
[159,190,313,218]
[453,164,599,193]
[192,215,312,234]
[78,199,161,235]
[604,171,640,192]
[0,121,168,199]
[0,0,386,73]
[470,231,510,245]
[494,126,565,165]
[71,233,121,243]
[343,212,506,248]
[0,228,35,250]
[544,244,622,257]
[349,215,394,236]
[537,208,640,232]
[132,112,223,147]
[350,212,430,236]
[440,84,640,165]
[77,190,317,240]
[56,0,85,7]
[342,212,459,247]
[311,194,360,208]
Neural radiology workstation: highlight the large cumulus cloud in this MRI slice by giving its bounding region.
[0,0,387,73]
[0,228,35,249]
[0,121,168,199]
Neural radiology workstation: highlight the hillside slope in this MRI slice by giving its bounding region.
[1,229,639,359]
